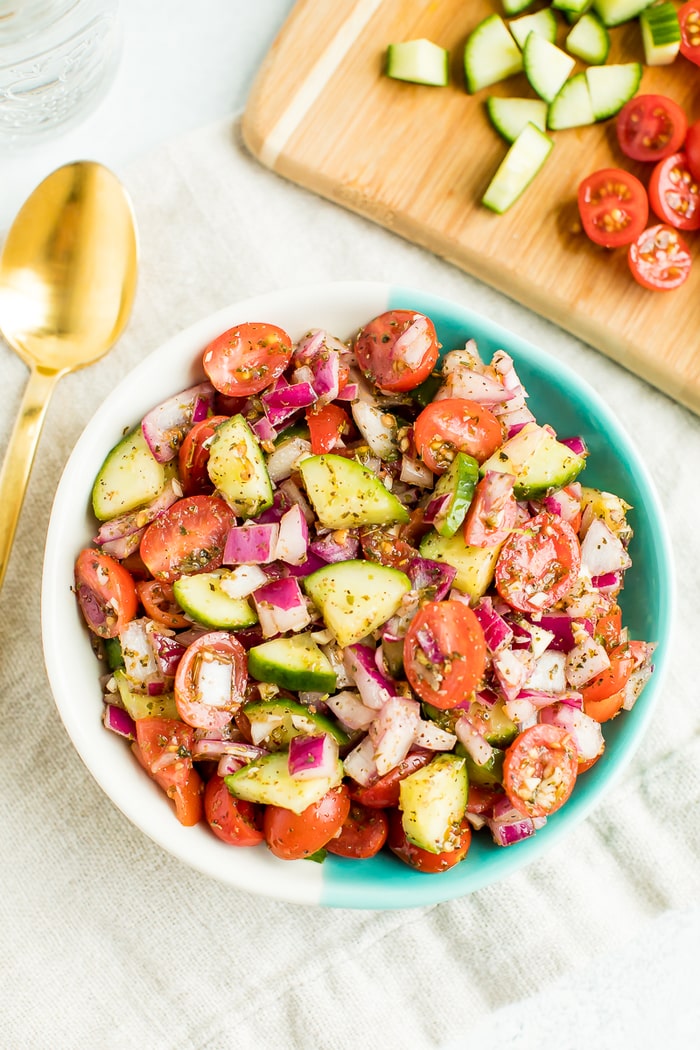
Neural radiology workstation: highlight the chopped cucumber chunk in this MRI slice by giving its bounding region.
[565,11,610,64]
[303,559,410,648]
[242,697,349,749]
[508,7,558,49]
[523,32,576,104]
[553,0,594,16]
[225,750,343,814]
[298,453,408,528]
[502,0,536,13]
[419,530,502,602]
[585,62,642,121]
[113,670,179,721]
[548,72,595,131]
[479,422,586,499]
[640,2,681,65]
[464,14,523,94]
[385,38,449,86]
[172,569,257,630]
[486,96,548,143]
[399,753,468,854]
[482,122,554,215]
[429,452,479,538]
[207,414,273,519]
[91,427,165,522]
[247,633,337,693]
[592,0,655,28]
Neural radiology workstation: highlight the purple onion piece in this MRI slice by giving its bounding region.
[103,703,136,739]
[560,435,588,457]
[407,557,456,601]
[223,523,279,565]
[253,576,305,612]
[288,734,338,780]
[415,623,444,665]
[309,530,360,564]
[141,381,216,463]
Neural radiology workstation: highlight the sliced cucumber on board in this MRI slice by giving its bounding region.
[385,38,449,86]
[92,428,165,521]
[481,122,554,215]
[464,14,523,94]
[486,96,549,143]
[592,0,655,28]
[640,2,681,65]
[523,32,576,104]
[553,0,594,16]
[585,62,642,120]
[565,11,611,63]
[548,72,595,131]
[509,7,558,49]
[502,0,536,14]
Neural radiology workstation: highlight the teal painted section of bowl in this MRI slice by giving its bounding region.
[320,284,675,909]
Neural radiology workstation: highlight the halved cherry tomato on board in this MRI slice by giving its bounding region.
[462,470,517,548]
[679,1,700,65]
[203,774,264,846]
[202,322,293,397]
[305,403,352,454]
[628,224,692,291]
[616,95,687,163]
[325,802,389,859]
[495,511,581,615]
[648,152,700,231]
[354,310,440,393]
[133,717,203,826]
[413,398,503,473]
[177,415,228,496]
[140,495,235,582]
[403,600,487,710]
[263,785,351,860]
[387,810,471,873]
[174,630,247,731]
[578,168,648,249]
[347,749,432,808]
[136,579,190,630]
[686,121,700,183]
[503,723,578,820]
[74,548,138,638]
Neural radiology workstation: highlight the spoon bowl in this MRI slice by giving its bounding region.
[0,161,138,589]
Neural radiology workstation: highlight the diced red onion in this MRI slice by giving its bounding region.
[141,382,216,462]
[342,734,378,787]
[223,523,279,565]
[503,696,538,727]
[118,618,163,691]
[492,648,534,702]
[407,557,457,601]
[351,401,398,459]
[400,454,434,488]
[193,738,267,761]
[274,505,309,566]
[473,596,513,653]
[369,696,421,775]
[565,634,610,688]
[560,435,588,457]
[533,613,593,652]
[288,733,339,780]
[622,643,655,711]
[251,416,278,444]
[487,798,539,846]
[151,632,186,677]
[252,577,311,638]
[343,644,398,710]
[525,650,567,692]
[335,382,359,401]
[455,716,494,765]
[98,531,145,560]
[422,493,451,525]
[415,622,445,666]
[266,437,313,483]
[103,703,136,739]
[381,592,421,642]
[393,315,433,369]
[218,564,268,599]
[309,351,341,407]
[262,377,316,416]
[540,703,605,762]
[283,552,328,578]
[435,366,513,407]
[591,571,621,593]
[414,720,457,751]
[580,518,632,577]
[325,690,375,731]
[310,529,360,563]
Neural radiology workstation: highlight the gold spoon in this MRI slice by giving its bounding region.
[0,161,138,591]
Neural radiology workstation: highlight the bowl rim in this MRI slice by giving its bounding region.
[41,279,675,909]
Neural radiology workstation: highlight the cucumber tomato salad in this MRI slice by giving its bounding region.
[74,310,655,872]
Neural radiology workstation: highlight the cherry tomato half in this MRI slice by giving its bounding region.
[403,600,487,710]
[503,724,578,820]
[202,322,293,397]
[413,398,503,473]
[355,310,440,393]
[359,526,420,572]
[305,403,352,454]
[387,810,471,873]
[263,785,351,860]
[134,717,203,826]
[74,548,138,638]
[139,495,235,582]
[578,168,648,249]
[616,95,687,163]
[174,630,247,730]
[628,224,692,291]
[178,415,229,496]
[136,579,190,630]
[648,152,700,231]
[686,121,700,182]
[495,511,581,615]
[347,749,433,808]
[679,1,700,65]
[325,802,389,859]
[204,774,264,846]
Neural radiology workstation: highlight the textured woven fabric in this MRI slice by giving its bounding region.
[1,118,698,1050]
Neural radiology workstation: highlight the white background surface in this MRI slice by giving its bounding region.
[2,3,697,1048]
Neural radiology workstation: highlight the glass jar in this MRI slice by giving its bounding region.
[0,0,121,144]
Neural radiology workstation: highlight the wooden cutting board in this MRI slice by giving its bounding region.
[242,0,700,414]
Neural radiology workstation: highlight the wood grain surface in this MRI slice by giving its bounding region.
[242,0,700,414]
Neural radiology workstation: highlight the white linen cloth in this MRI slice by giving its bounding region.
[1,117,699,1050]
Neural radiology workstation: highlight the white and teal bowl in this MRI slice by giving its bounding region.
[42,281,674,909]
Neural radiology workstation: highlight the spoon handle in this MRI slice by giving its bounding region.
[0,367,61,591]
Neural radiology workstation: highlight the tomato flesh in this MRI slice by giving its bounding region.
[403,600,487,710]
[413,398,503,472]
[387,810,471,873]
[204,774,264,846]
[325,802,389,859]
[263,785,351,860]
[347,750,433,808]
[174,630,247,730]
[306,403,352,454]
[628,224,692,291]
[178,415,228,496]
[134,717,203,826]
[578,169,648,249]
[648,152,700,231]
[203,322,293,397]
[136,579,189,630]
[462,471,517,548]
[355,310,440,393]
[495,511,581,615]
[616,95,687,163]
[679,1,700,65]
[503,724,578,820]
[74,548,138,638]
[685,121,700,182]
[140,495,235,582]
